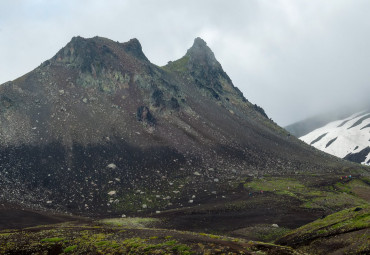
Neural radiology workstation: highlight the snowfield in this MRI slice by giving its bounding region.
[300,111,370,165]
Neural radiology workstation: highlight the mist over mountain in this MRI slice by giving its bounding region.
[285,103,370,137]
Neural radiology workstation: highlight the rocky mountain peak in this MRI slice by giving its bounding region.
[122,38,149,62]
[186,37,218,67]
[51,36,149,74]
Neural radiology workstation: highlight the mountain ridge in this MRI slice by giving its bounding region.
[0,36,364,218]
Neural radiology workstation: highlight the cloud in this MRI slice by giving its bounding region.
[1,0,369,125]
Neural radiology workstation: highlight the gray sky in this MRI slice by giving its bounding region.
[1,0,369,126]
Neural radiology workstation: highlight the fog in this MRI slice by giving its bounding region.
[1,0,369,126]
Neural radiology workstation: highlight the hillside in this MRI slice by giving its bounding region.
[0,218,299,255]
[277,204,370,254]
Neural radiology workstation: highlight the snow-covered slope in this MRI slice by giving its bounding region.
[300,111,370,165]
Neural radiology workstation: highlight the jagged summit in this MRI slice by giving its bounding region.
[51,36,149,74]
[187,37,212,54]
[186,37,218,67]
[121,38,149,62]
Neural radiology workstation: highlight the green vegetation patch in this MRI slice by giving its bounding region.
[0,221,302,254]
[99,217,159,228]
[336,179,370,201]
[277,203,370,254]
[162,55,190,72]
[63,245,77,253]
[244,177,305,195]
[244,176,369,213]
[40,237,65,242]
[284,204,369,237]
[232,224,291,242]
[303,192,366,210]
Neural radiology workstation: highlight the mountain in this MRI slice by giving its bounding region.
[0,36,366,221]
[292,110,370,165]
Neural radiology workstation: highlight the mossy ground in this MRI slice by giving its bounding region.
[98,217,159,228]
[243,175,369,212]
[232,224,291,243]
[162,56,190,73]
[276,204,370,254]
[0,219,298,255]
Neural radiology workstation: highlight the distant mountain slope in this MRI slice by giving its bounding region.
[285,107,367,137]
[299,111,370,165]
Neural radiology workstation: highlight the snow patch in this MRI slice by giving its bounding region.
[300,111,370,161]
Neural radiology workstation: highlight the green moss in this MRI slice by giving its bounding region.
[172,244,191,253]
[164,240,177,246]
[244,177,305,193]
[96,240,109,246]
[244,176,368,213]
[199,233,222,239]
[63,245,77,253]
[40,237,64,242]
[0,219,298,254]
[162,55,189,72]
[284,204,370,238]
[302,192,366,210]
[98,217,159,228]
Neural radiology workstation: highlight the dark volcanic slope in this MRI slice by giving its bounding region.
[0,36,356,216]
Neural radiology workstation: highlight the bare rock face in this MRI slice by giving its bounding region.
[0,36,355,216]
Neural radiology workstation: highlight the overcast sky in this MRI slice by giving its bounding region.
[1,0,369,126]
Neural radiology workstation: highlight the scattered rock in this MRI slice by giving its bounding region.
[142,204,147,209]
[82,98,88,103]
[188,200,193,203]
[107,191,116,196]
[214,178,219,182]
[193,171,201,176]
[272,224,279,228]
[137,106,155,125]
[107,163,117,169]
[121,214,126,218]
